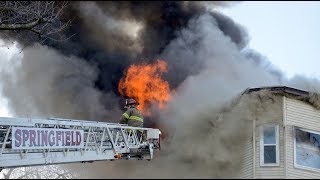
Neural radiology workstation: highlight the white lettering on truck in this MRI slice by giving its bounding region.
[12,127,84,149]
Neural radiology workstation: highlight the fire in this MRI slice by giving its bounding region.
[118,59,171,115]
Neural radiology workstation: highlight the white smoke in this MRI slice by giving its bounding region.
[0,44,121,121]
[1,3,320,179]
[69,13,285,178]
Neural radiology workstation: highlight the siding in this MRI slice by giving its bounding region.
[254,95,285,179]
[285,97,320,178]
[239,134,253,179]
[286,98,320,130]
[255,125,285,178]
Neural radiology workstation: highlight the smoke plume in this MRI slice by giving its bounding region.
[0,1,319,178]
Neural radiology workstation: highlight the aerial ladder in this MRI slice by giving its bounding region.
[0,116,161,171]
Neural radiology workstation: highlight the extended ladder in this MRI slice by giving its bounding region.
[0,117,160,170]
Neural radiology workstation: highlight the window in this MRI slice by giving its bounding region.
[294,127,320,170]
[260,125,279,166]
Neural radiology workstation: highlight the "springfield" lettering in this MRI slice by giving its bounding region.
[12,127,84,149]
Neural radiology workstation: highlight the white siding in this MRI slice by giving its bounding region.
[239,135,253,179]
[285,97,320,178]
[254,96,285,179]
[286,98,320,130]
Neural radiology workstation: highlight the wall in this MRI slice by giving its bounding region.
[237,91,284,178]
[284,97,320,178]
[253,93,285,179]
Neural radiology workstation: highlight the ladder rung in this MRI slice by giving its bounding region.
[0,142,10,145]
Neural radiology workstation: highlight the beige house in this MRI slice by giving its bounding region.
[239,86,320,179]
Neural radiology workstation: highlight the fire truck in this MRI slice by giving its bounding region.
[0,116,161,171]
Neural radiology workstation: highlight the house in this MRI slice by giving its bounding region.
[238,86,320,179]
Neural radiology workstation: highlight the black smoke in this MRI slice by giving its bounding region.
[0,1,292,178]
[3,1,249,97]
[1,1,254,120]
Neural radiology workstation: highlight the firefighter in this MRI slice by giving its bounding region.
[120,98,144,127]
[120,98,144,142]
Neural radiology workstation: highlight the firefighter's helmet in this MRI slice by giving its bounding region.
[126,98,139,106]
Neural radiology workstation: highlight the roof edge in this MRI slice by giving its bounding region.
[242,86,310,98]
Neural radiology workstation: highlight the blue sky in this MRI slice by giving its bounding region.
[220,1,320,79]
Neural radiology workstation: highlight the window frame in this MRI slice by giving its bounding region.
[260,124,280,166]
[294,126,320,172]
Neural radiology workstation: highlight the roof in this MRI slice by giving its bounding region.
[241,86,320,110]
[242,86,310,98]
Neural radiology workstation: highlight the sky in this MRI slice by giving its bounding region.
[0,1,320,117]
[220,1,320,79]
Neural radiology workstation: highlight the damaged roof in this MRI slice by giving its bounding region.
[243,86,310,98]
[242,86,320,110]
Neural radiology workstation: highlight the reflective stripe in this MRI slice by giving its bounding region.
[128,115,143,122]
[122,113,129,119]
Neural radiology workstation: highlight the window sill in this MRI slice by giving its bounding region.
[294,164,320,173]
[260,164,280,167]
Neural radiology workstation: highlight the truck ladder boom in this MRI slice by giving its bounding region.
[0,117,160,169]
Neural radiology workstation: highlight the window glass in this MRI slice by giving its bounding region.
[261,125,278,166]
[264,126,276,144]
[264,145,276,163]
[295,128,320,169]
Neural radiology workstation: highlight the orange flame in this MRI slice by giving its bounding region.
[118,59,171,115]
